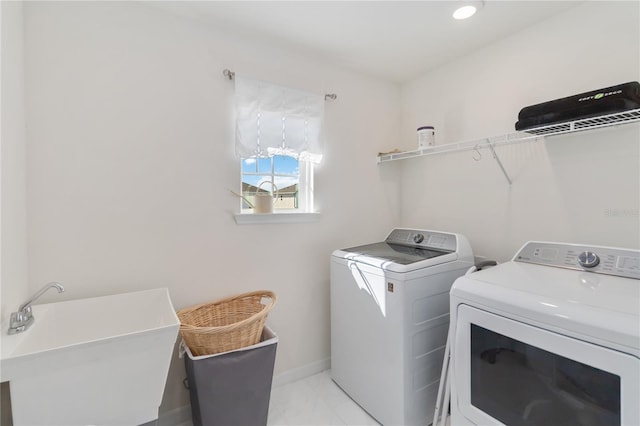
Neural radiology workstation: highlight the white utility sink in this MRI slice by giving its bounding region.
[1,288,180,426]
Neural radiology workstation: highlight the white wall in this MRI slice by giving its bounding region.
[1,1,28,327]
[1,3,28,422]
[22,1,400,414]
[399,1,640,261]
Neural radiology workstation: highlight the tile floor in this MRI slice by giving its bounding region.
[267,370,379,425]
[178,369,450,425]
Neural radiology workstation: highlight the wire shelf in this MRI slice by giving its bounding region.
[377,108,640,164]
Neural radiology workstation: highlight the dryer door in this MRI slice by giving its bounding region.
[453,304,639,426]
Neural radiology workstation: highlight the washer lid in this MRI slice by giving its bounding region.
[332,228,472,273]
[340,241,449,265]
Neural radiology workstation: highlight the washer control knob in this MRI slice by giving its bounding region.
[578,251,600,268]
[413,233,424,244]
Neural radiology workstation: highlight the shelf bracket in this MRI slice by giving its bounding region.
[486,139,512,185]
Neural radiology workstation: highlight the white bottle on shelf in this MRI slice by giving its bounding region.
[417,126,435,149]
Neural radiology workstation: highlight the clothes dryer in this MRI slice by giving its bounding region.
[331,228,474,426]
[449,241,640,426]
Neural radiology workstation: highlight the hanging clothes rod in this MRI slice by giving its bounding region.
[222,69,337,101]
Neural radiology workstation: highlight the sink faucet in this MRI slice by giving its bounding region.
[8,282,65,334]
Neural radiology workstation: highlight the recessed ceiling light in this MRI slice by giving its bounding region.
[453,1,484,20]
[453,5,477,20]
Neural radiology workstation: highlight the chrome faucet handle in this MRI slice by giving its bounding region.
[21,305,33,321]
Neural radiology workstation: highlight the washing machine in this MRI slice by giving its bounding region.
[449,241,640,426]
[330,228,474,426]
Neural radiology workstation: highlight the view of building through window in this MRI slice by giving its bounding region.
[241,155,308,211]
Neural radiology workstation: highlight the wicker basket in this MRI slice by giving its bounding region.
[177,290,276,356]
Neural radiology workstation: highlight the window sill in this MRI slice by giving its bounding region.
[234,212,322,225]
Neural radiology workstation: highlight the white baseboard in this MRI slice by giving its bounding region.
[272,357,331,388]
[158,358,331,426]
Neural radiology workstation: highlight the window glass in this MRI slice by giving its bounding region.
[257,157,271,174]
[241,155,310,212]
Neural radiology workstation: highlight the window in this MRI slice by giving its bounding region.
[233,75,324,217]
[240,155,314,213]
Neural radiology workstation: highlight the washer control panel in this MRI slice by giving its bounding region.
[515,241,640,279]
[385,228,456,252]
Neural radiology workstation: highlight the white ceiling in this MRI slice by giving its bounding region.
[149,1,583,83]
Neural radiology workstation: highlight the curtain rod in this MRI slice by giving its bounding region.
[223,69,337,101]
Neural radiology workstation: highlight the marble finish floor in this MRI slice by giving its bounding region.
[177,369,450,425]
[267,370,379,425]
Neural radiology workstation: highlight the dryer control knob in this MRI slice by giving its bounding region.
[413,233,424,244]
[578,251,600,268]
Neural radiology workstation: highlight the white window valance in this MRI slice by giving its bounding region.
[234,76,324,163]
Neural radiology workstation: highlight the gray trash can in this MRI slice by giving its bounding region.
[182,326,278,426]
